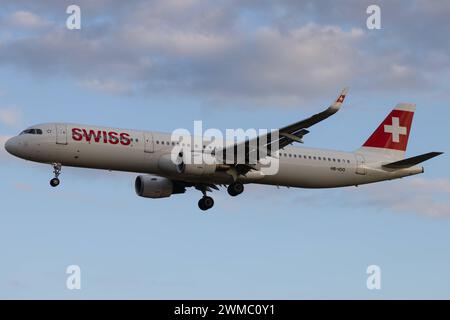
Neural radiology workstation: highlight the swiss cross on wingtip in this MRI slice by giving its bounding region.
[337,95,345,103]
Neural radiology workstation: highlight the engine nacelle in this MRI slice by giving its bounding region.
[176,152,217,175]
[135,175,185,198]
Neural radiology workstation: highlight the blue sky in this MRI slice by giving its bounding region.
[0,0,449,299]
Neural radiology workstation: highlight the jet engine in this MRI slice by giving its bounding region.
[135,175,185,198]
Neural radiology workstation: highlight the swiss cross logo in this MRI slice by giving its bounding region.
[362,109,414,151]
[384,117,407,143]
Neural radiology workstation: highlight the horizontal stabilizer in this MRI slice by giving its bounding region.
[382,152,443,169]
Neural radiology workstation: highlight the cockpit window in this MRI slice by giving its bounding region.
[20,128,43,135]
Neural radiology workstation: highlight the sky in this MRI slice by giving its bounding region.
[0,0,449,299]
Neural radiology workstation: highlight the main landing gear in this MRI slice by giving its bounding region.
[227,182,244,197]
[198,196,214,211]
[50,163,61,187]
[196,182,244,211]
[197,186,214,211]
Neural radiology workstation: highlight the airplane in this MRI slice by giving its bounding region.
[4,88,443,211]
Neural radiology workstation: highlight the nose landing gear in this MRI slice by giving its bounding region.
[50,163,62,187]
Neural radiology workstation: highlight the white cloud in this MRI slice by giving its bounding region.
[78,79,132,95]
[0,1,448,106]
[347,177,450,218]
[4,11,51,29]
[0,108,22,127]
[408,177,450,194]
[289,176,450,218]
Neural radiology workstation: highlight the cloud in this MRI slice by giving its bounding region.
[3,11,51,29]
[78,79,132,95]
[0,1,449,106]
[318,177,450,218]
[353,178,450,218]
[286,174,450,218]
[0,108,22,127]
[0,19,365,106]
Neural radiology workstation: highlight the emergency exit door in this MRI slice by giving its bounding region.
[56,124,68,145]
[144,132,154,153]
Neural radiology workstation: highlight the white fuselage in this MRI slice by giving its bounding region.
[4,123,423,188]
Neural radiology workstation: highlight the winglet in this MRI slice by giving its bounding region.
[330,87,349,111]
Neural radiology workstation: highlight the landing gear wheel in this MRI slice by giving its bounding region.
[50,163,62,188]
[198,196,214,211]
[50,178,60,187]
[227,182,244,196]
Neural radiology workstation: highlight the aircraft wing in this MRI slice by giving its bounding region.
[272,87,348,150]
[219,88,348,169]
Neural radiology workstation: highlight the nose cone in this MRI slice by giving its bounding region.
[4,137,17,156]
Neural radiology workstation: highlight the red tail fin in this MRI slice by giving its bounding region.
[360,103,415,157]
